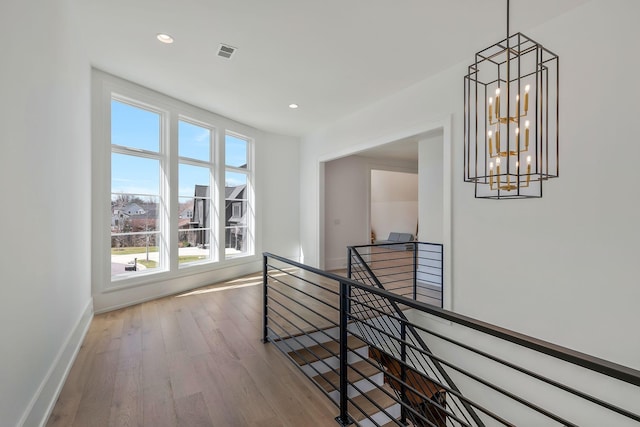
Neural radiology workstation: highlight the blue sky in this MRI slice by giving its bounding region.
[111,100,248,198]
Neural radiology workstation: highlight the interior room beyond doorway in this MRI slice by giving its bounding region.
[370,170,418,244]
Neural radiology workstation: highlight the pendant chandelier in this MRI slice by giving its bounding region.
[464,0,559,199]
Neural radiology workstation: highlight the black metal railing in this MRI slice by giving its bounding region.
[263,252,640,426]
[348,242,481,425]
[348,242,443,308]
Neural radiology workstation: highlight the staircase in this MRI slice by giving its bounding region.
[264,252,640,427]
[274,325,402,427]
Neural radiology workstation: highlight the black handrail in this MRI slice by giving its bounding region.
[264,251,640,388]
[263,252,640,426]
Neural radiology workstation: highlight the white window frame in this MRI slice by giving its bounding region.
[224,131,255,260]
[177,115,217,268]
[110,95,169,281]
[92,70,259,293]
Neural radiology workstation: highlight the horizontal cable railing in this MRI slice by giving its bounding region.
[263,252,640,426]
[349,242,443,308]
[347,243,481,425]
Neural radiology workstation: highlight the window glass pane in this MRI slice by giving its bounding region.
[111,194,160,232]
[178,195,211,265]
[225,171,247,190]
[112,154,160,196]
[178,230,210,265]
[179,164,212,266]
[111,100,160,152]
[179,120,210,161]
[179,164,210,198]
[225,134,247,168]
[111,195,161,275]
[225,171,248,257]
[225,226,248,257]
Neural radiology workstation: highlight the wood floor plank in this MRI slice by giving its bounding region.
[217,357,279,424]
[48,270,349,427]
[46,327,102,427]
[239,352,338,427]
[142,400,176,427]
[167,350,203,400]
[174,392,213,427]
[191,353,250,426]
[172,298,211,357]
[71,349,119,427]
[108,369,142,427]
[157,299,185,355]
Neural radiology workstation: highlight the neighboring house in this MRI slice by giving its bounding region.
[179,185,210,248]
[111,209,129,231]
[225,184,247,251]
[178,204,194,220]
[176,184,246,249]
[111,201,159,247]
[123,202,145,215]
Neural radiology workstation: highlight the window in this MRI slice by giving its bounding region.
[98,72,256,285]
[178,119,214,266]
[232,202,242,218]
[225,133,253,258]
[110,99,164,276]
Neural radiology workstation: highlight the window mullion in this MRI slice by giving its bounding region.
[167,111,179,272]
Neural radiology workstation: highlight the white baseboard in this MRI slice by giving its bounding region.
[19,299,93,427]
[325,257,348,271]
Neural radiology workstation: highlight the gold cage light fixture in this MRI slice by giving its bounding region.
[464,0,559,199]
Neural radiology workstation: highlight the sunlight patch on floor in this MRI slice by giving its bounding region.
[175,267,300,297]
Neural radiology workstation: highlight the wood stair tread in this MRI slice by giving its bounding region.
[288,335,366,365]
[312,359,381,392]
[349,384,398,422]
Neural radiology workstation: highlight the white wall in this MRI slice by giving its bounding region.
[324,156,369,269]
[323,156,419,270]
[418,133,444,243]
[301,0,640,372]
[371,170,418,241]
[0,1,93,426]
[260,133,301,259]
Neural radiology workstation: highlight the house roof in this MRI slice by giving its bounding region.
[194,185,210,198]
[225,185,246,200]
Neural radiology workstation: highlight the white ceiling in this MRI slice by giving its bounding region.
[74,0,589,137]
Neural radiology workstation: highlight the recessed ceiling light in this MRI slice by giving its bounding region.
[156,33,174,44]
[289,104,299,109]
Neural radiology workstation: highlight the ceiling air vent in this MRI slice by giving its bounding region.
[217,44,237,59]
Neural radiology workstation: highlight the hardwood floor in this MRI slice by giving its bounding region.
[47,272,340,427]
